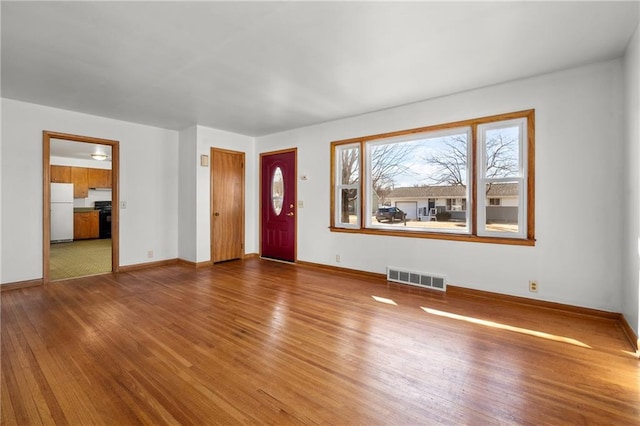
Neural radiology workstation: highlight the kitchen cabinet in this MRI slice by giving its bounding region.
[74,211,99,239]
[51,166,112,197]
[51,166,71,183]
[87,168,112,188]
[71,167,89,198]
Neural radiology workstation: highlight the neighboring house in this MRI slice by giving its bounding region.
[386,183,518,223]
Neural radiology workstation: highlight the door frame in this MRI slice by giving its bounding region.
[42,131,120,283]
[210,147,245,263]
[259,148,297,262]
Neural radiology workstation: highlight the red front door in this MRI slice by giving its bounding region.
[261,149,296,262]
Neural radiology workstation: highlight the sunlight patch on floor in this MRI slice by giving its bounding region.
[372,296,397,306]
[421,306,592,348]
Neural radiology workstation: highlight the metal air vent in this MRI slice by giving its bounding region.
[387,267,446,292]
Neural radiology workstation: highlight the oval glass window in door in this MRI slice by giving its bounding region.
[272,167,284,215]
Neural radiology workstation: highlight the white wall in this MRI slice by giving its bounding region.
[256,60,625,312]
[50,156,112,170]
[0,89,3,286]
[623,24,640,337]
[178,126,198,263]
[1,98,179,283]
[72,190,113,208]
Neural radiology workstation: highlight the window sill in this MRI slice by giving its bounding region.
[328,226,536,246]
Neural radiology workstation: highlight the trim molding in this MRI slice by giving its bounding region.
[446,285,621,320]
[295,260,636,350]
[619,314,640,354]
[296,260,386,280]
[1,278,44,292]
[244,253,259,259]
[43,131,121,284]
[119,259,178,272]
[177,259,213,269]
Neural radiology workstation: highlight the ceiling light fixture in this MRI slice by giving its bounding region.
[91,152,108,161]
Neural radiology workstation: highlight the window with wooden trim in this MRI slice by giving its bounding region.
[330,110,535,245]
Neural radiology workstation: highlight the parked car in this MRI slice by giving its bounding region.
[375,207,406,222]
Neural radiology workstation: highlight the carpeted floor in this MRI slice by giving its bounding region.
[50,238,112,280]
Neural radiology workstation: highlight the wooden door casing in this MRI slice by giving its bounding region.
[260,149,296,262]
[42,130,120,284]
[211,148,245,263]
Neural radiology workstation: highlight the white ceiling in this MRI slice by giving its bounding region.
[2,1,639,137]
[50,139,112,163]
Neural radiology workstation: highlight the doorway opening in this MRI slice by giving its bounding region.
[43,131,120,283]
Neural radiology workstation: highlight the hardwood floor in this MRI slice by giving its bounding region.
[2,259,638,425]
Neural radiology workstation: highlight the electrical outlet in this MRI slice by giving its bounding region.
[529,280,538,293]
[336,255,340,263]
[147,250,154,259]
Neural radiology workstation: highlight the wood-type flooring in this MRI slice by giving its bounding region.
[2,258,638,425]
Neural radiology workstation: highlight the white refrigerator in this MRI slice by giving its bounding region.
[51,183,74,242]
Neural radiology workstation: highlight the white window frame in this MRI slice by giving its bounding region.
[477,118,528,238]
[334,143,361,229]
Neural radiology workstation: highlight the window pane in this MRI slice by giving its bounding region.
[483,182,519,233]
[335,143,361,228]
[485,126,520,178]
[271,167,283,216]
[337,188,358,225]
[370,131,469,189]
[339,146,359,185]
[368,129,470,233]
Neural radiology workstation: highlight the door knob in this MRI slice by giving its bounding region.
[214,212,220,216]
[286,212,294,216]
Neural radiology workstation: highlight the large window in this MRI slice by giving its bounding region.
[330,110,535,245]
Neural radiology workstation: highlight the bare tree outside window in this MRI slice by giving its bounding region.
[423,135,468,186]
[425,130,519,192]
[484,128,520,179]
[369,142,419,204]
[341,148,359,185]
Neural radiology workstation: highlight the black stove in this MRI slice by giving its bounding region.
[94,201,112,239]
